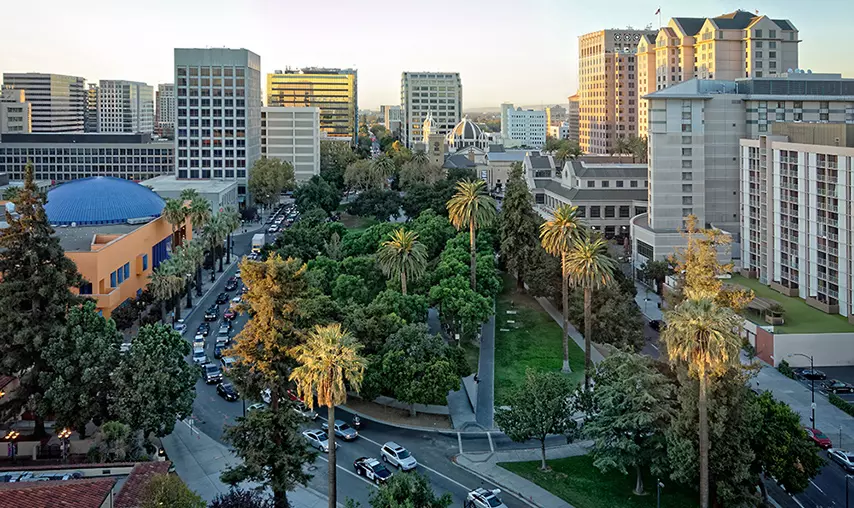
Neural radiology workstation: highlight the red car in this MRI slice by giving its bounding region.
[806,427,833,449]
[223,309,236,321]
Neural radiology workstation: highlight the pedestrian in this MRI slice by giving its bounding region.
[474,374,480,384]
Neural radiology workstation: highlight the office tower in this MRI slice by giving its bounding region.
[85,84,98,132]
[156,83,175,138]
[500,103,547,147]
[261,107,320,182]
[577,29,656,154]
[381,105,401,135]
[401,72,462,148]
[97,80,154,134]
[637,10,800,137]
[0,88,32,134]
[266,68,357,141]
[1,73,86,132]
[567,94,580,142]
[174,48,262,198]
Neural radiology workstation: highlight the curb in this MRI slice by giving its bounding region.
[451,454,541,508]
[340,404,472,436]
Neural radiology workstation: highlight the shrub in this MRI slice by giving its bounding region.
[830,393,854,417]
[777,359,796,379]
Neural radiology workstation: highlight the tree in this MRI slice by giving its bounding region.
[585,352,674,495]
[345,159,382,191]
[162,197,188,248]
[86,420,146,463]
[429,275,491,341]
[495,370,578,470]
[446,179,497,291]
[290,324,366,508]
[564,234,616,390]
[409,208,456,260]
[539,204,583,373]
[399,159,444,189]
[401,181,455,219]
[176,239,204,308]
[567,283,644,352]
[210,489,274,508]
[139,473,206,508]
[640,259,673,295]
[221,206,242,264]
[249,157,295,209]
[320,140,358,191]
[499,162,540,290]
[371,153,396,184]
[0,162,81,434]
[347,188,401,221]
[221,404,316,508]
[377,229,427,295]
[40,301,123,437]
[662,298,743,508]
[1,186,21,201]
[293,175,340,215]
[180,188,200,202]
[203,213,229,275]
[149,259,185,323]
[111,324,197,437]
[364,473,453,508]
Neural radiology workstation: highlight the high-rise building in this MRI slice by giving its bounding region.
[174,48,262,199]
[401,72,462,148]
[0,88,32,134]
[381,105,401,135]
[500,103,547,147]
[637,10,800,138]
[261,107,320,182]
[97,80,154,134]
[1,73,86,132]
[567,93,580,142]
[156,83,175,138]
[578,29,656,154]
[85,84,98,133]
[266,68,357,141]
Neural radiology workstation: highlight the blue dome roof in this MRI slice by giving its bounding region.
[45,177,165,226]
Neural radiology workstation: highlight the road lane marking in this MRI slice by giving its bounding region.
[315,455,379,489]
[650,343,659,351]
[792,497,805,508]
[487,432,494,452]
[809,480,825,494]
[458,432,463,454]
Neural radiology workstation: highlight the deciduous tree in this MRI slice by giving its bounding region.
[293,175,341,215]
[364,472,453,508]
[249,157,295,209]
[139,473,206,508]
[210,489,274,508]
[347,188,401,221]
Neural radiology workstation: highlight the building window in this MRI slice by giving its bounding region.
[682,136,691,144]
[682,172,692,181]
[605,206,615,218]
[630,180,638,188]
[682,208,694,216]
[587,180,595,188]
[758,124,768,132]
[602,181,610,188]
[80,282,93,295]
[619,205,630,218]
[755,29,762,38]
[682,148,692,156]
[682,196,693,205]
[124,263,130,280]
[142,254,149,271]
[576,206,586,218]
[682,160,693,168]
[616,180,624,188]
[637,240,654,260]
[110,271,117,288]
[682,124,692,133]
[590,206,601,218]
[682,184,693,192]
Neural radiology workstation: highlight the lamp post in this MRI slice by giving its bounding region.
[789,353,816,428]
[5,430,19,463]
[185,273,193,309]
[58,428,72,463]
[657,478,664,508]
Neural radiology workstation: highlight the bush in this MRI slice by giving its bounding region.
[742,339,757,361]
[777,359,795,379]
[830,393,854,417]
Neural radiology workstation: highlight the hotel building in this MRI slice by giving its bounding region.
[401,72,462,149]
[1,73,86,133]
[266,68,357,141]
[261,106,321,182]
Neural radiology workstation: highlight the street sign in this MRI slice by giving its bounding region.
[811,402,816,410]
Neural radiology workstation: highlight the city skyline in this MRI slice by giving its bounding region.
[2,0,853,110]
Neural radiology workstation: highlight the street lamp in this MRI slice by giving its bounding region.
[5,430,20,462]
[788,353,816,428]
[657,478,664,508]
[57,428,72,463]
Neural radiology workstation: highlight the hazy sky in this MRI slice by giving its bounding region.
[2,0,852,110]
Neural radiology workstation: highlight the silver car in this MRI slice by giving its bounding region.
[191,347,206,364]
[321,419,359,441]
[828,448,854,472]
[381,441,417,471]
[302,429,338,453]
[466,488,507,508]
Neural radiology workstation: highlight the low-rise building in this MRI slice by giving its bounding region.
[261,106,320,182]
[548,122,571,140]
[500,103,547,147]
[142,174,239,212]
[0,88,32,134]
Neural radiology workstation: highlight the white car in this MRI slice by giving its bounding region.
[232,295,242,304]
[173,320,187,335]
[293,402,318,421]
[246,402,267,413]
[828,448,854,472]
[192,347,206,364]
[193,334,205,348]
[466,488,507,508]
[380,441,417,471]
[235,270,241,279]
[302,429,338,453]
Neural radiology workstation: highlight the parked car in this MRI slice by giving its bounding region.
[241,285,249,295]
[354,457,392,484]
[225,278,238,291]
[380,442,417,471]
[204,363,223,384]
[321,419,359,441]
[798,369,827,381]
[192,347,206,365]
[196,322,210,336]
[649,320,665,332]
[220,356,237,373]
[173,320,187,335]
[214,343,226,359]
[223,309,236,321]
[823,379,854,394]
[247,402,266,413]
[293,402,318,421]
[204,306,219,321]
[828,448,854,472]
[216,382,239,402]
[216,292,229,305]
[216,334,230,347]
[806,427,833,449]
[232,295,242,304]
[466,488,507,508]
[302,429,337,453]
[235,270,241,279]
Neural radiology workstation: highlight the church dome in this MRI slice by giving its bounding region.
[446,116,488,151]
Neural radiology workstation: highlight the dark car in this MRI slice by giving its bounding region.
[806,427,833,449]
[216,382,239,401]
[204,306,219,321]
[798,369,827,381]
[214,343,226,359]
[823,379,854,394]
[649,320,665,332]
[196,322,210,336]
[225,278,238,291]
[353,457,392,484]
[204,363,223,384]
[216,292,229,305]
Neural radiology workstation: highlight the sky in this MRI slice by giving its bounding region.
[1,0,853,110]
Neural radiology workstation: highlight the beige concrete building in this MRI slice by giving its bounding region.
[637,10,800,138]
[0,88,32,134]
[1,73,86,133]
[567,94,580,142]
[578,29,657,155]
[261,106,320,182]
[401,72,462,149]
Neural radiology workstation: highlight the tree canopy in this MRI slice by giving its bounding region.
[248,157,295,208]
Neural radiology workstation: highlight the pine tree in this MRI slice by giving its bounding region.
[0,162,81,434]
[499,162,540,290]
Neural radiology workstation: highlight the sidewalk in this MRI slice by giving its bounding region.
[162,418,333,507]
[533,296,605,364]
[454,443,591,508]
[634,281,663,321]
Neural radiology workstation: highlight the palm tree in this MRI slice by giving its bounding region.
[187,197,211,235]
[446,179,497,291]
[290,324,366,508]
[162,198,187,249]
[411,150,430,167]
[177,240,204,308]
[371,153,396,187]
[564,234,616,390]
[377,228,428,295]
[203,214,228,279]
[148,260,184,324]
[220,206,241,265]
[539,204,583,373]
[180,188,200,202]
[662,298,743,508]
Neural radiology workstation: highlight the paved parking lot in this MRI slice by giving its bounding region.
[793,365,854,403]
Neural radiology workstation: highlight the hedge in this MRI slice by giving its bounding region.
[829,393,854,417]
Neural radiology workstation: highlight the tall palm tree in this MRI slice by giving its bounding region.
[411,150,430,167]
[148,260,184,323]
[221,206,241,264]
[180,188,200,202]
[446,179,497,291]
[377,228,428,295]
[564,234,616,390]
[662,298,743,508]
[539,204,583,373]
[371,153,396,187]
[177,240,204,308]
[187,197,211,236]
[290,324,366,508]
[162,198,187,249]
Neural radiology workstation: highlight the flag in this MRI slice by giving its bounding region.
[655,7,661,14]
[755,9,759,14]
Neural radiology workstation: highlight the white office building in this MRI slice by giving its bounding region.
[500,103,547,147]
[1,73,86,133]
[97,80,154,134]
[156,83,175,138]
[0,88,32,134]
[261,106,320,182]
[401,72,462,148]
[381,104,401,135]
[174,48,262,201]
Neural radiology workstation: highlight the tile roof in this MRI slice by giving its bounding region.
[526,155,553,169]
[443,154,476,169]
[0,478,116,508]
[570,161,648,178]
[114,461,171,508]
[671,17,706,37]
[541,181,647,202]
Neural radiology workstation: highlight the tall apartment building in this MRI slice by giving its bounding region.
[1,73,86,132]
[631,73,854,273]
[85,84,98,133]
[741,123,854,321]
[500,103,547,147]
[578,29,656,154]
[97,80,154,134]
[401,72,462,148]
[261,107,320,182]
[155,83,175,138]
[567,93,580,142]
[0,88,32,134]
[637,11,799,138]
[381,105,401,135]
[266,68,357,141]
[174,48,262,198]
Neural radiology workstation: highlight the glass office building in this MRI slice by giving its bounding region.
[266,68,357,141]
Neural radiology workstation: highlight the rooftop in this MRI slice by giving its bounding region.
[54,223,143,252]
[45,177,165,226]
[0,478,116,508]
[539,181,647,202]
[114,461,171,508]
[487,150,530,162]
[0,133,163,145]
[569,160,648,178]
[142,175,238,194]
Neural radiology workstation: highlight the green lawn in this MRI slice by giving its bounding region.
[494,273,584,405]
[339,213,376,233]
[500,455,698,508]
[730,274,854,334]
